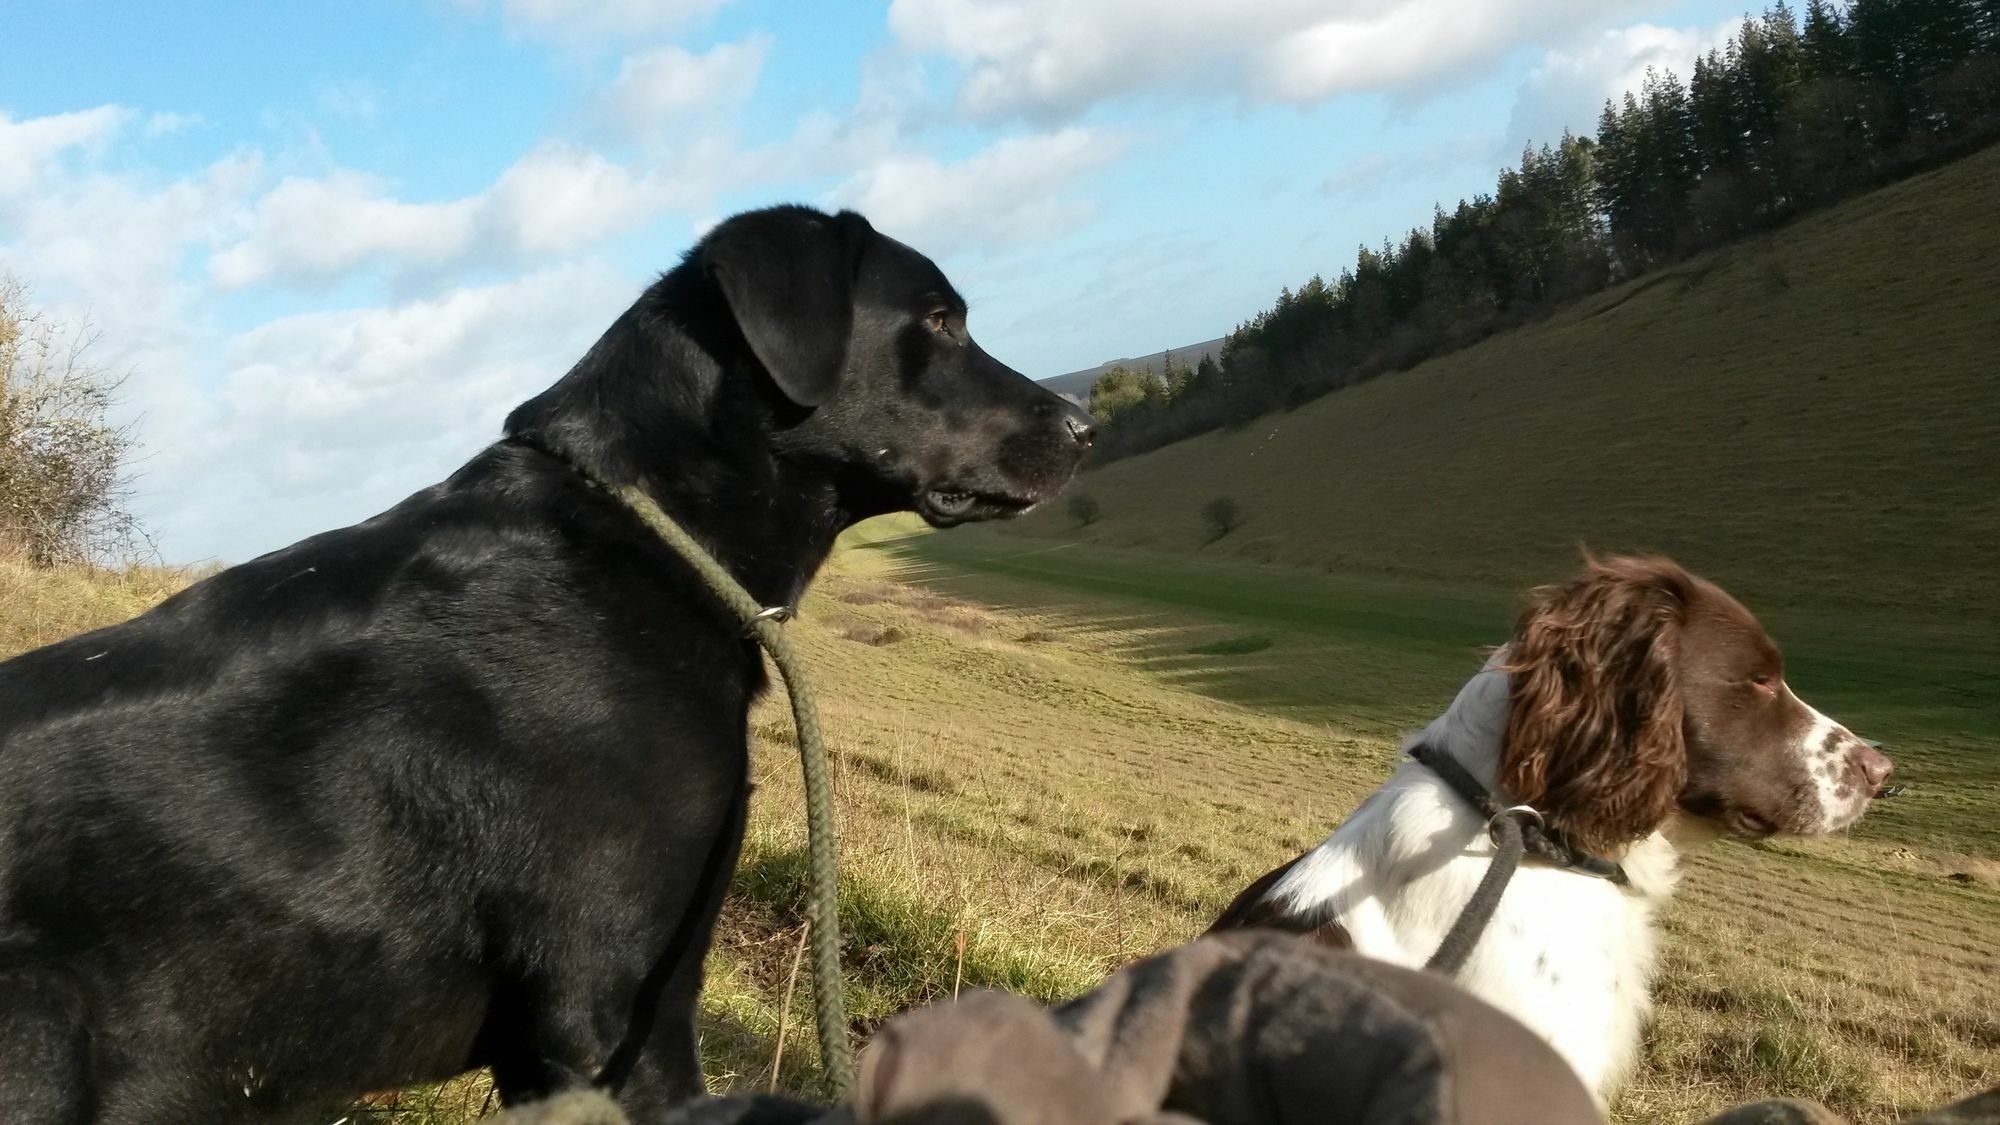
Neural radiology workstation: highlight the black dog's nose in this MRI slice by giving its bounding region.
[1059,399,1097,447]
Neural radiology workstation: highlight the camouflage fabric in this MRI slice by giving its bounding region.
[1696,1100,1848,1125]
[485,933,1998,1125]
[1897,1088,2000,1125]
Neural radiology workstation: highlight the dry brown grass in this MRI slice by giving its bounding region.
[0,551,192,659]
[3,538,1991,1124]
[693,541,1997,1124]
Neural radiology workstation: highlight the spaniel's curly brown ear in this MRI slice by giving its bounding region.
[1499,556,1693,852]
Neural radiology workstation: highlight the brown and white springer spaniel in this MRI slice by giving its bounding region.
[1210,556,1892,1099]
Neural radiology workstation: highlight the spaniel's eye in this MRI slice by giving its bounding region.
[1750,672,1775,689]
[924,310,951,336]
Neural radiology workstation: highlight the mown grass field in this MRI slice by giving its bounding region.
[673,521,1994,1124]
[6,516,1994,1125]
[4,142,1994,1125]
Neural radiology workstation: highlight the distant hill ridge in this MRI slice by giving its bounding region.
[1038,337,1227,402]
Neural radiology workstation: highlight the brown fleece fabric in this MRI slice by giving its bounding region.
[1696,1101,1850,1125]
[484,932,1995,1125]
[839,931,1597,1125]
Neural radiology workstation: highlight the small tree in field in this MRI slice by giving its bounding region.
[0,277,147,566]
[1068,494,1102,526]
[1201,496,1242,542]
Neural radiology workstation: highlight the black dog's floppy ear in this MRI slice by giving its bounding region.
[703,207,871,408]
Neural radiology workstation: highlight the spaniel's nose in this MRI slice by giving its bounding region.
[1853,741,1893,789]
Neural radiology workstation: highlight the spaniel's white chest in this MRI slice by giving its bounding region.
[1268,766,1679,1098]
[1429,867,1663,1096]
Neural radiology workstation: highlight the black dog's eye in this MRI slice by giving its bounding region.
[924,309,952,337]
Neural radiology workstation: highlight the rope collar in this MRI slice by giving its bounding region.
[595,480,854,1095]
[1408,742,1628,978]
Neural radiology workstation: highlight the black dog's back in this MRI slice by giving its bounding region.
[0,444,756,1118]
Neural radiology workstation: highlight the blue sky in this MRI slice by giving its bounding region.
[2,0,1754,562]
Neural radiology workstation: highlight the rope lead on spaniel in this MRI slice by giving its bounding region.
[1408,741,1627,977]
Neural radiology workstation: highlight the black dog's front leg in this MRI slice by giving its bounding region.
[604,956,710,1121]
[485,875,728,1123]
[617,777,749,1120]
[0,954,95,1125]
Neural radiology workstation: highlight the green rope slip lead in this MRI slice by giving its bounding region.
[612,483,855,1096]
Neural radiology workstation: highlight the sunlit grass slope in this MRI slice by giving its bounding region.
[1003,144,2000,622]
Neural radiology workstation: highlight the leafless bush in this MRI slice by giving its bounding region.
[1200,497,1242,542]
[0,276,149,566]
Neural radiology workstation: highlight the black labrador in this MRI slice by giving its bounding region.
[0,205,1094,1124]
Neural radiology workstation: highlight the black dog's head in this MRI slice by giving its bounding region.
[698,206,1096,527]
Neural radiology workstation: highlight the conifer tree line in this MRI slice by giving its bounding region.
[1089,0,2000,462]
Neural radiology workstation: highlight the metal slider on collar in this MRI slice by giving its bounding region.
[745,605,795,634]
[1486,804,1543,845]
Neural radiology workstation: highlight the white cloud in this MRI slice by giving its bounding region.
[455,0,729,46]
[314,78,381,124]
[152,262,636,561]
[601,34,772,138]
[209,142,689,289]
[0,106,132,195]
[1264,3,1607,103]
[0,130,260,361]
[0,129,275,563]
[206,54,928,293]
[889,0,1658,120]
[144,111,204,138]
[209,170,481,288]
[0,52,1132,563]
[0,101,663,562]
[831,128,1124,255]
[1506,21,1739,151]
[488,143,672,254]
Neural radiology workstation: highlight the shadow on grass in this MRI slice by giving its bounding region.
[868,531,1499,737]
[1187,634,1273,656]
[699,1003,833,1103]
[860,529,2000,856]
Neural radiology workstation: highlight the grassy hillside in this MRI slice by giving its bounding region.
[1007,144,2000,621]
[4,526,1993,1124]
[721,531,1998,1125]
